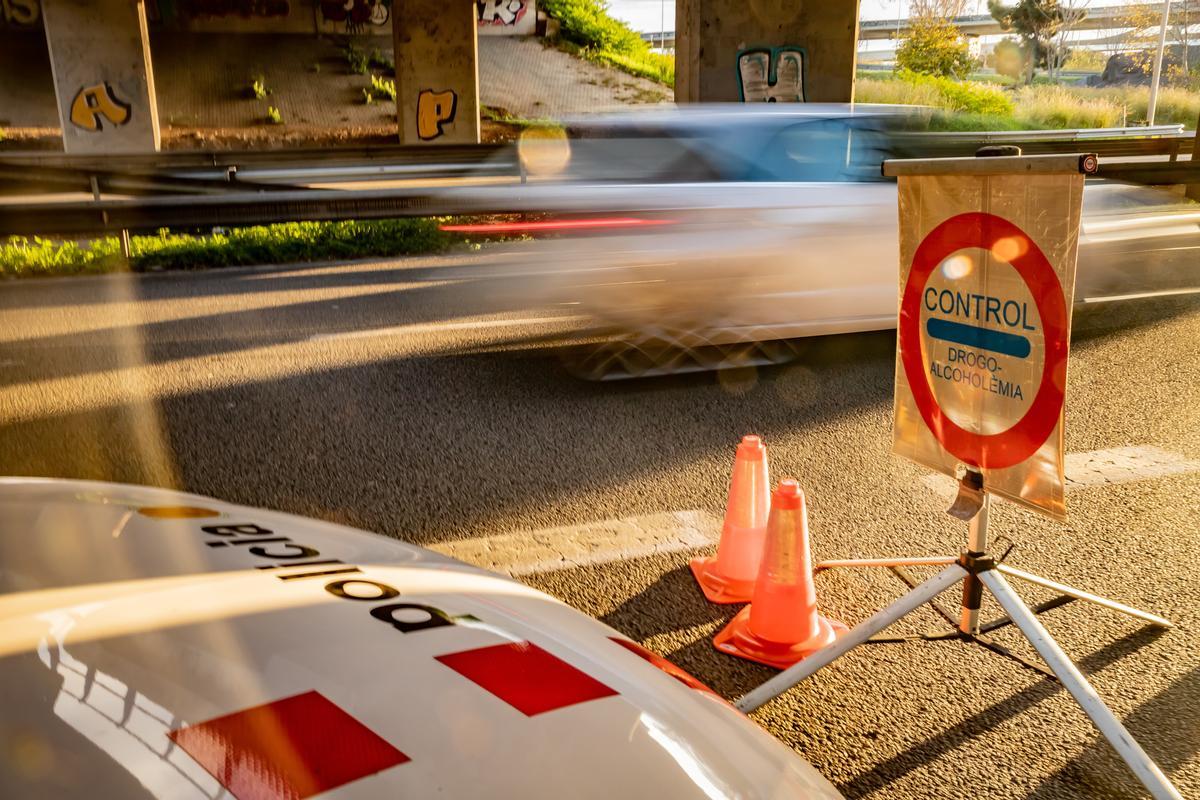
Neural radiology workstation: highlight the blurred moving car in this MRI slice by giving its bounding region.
[458,106,1200,378]
[0,478,843,799]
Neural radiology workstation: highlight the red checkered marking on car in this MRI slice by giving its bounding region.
[168,690,409,800]
[435,640,619,716]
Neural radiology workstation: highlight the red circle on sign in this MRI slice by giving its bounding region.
[899,212,1068,470]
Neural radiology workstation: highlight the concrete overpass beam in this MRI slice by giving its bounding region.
[393,1,480,145]
[676,0,860,103]
[41,0,160,154]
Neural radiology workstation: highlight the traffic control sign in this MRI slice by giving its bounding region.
[890,154,1091,520]
[899,211,1069,471]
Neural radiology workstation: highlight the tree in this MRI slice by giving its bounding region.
[897,17,979,77]
[897,0,978,79]
[988,0,1087,83]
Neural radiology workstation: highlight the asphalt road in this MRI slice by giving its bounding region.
[2,253,1198,799]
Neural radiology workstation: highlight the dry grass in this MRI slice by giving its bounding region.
[856,74,1200,130]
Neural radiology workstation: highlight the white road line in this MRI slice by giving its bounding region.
[1082,286,1200,304]
[921,445,1200,497]
[428,510,721,577]
[308,315,582,343]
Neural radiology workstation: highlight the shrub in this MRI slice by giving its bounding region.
[541,0,645,54]
[540,0,674,86]
[895,70,1015,116]
[266,106,283,125]
[896,18,978,79]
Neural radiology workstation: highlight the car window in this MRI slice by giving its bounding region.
[748,120,892,183]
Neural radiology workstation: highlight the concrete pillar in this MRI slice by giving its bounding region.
[675,0,860,104]
[393,2,480,145]
[41,0,160,154]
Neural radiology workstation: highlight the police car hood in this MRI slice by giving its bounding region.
[0,478,841,800]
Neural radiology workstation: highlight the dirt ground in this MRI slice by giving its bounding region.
[0,32,667,151]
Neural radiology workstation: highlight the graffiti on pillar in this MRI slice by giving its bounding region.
[69,83,133,132]
[180,0,291,16]
[0,0,39,27]
[320,0,390,30]
[737,47,806,103]
[417,90,457,141]
[477,0,527,26]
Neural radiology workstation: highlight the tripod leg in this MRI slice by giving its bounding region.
[995,564,1172,628]
[816,556,958,571]
[735,564,966,713]
[978,569,1182,800]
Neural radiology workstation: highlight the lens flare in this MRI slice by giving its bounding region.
[990,236,1028,262]
[940,253,974,280]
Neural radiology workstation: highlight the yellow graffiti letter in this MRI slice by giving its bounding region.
[416,89,457,141]
[70,83,132,132]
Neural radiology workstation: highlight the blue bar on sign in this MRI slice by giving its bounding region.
[926,318,1031,359]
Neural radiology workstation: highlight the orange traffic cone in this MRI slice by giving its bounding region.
[713,479,847,669]
[690,435,771,604]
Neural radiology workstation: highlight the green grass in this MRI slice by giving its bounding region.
[541,0,674,86]
[857,71,1200,130]
[858,70,1014,117]
[480,105,554,130]
[1,219,456,278]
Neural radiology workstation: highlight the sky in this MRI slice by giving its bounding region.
[605,1,937,34]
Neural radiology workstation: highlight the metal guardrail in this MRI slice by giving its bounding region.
[0,144,519,195]
[0,130,1194,236]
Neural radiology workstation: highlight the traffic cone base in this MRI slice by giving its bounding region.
[713,605,848,670]
[689,555,758,604]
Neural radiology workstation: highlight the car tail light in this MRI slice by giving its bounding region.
[439,218,675,234]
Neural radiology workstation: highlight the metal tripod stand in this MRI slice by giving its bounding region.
[735,473,1181,800]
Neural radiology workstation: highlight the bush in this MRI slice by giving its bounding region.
[541,0,644,54]
[540,0,674,86]
[1,219,456,278]
[894,70,1015,116]
[896,19,978,79]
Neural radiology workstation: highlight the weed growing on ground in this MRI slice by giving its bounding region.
[369,48,394,74]
[362,74,396,104]
[266,106,283,125]
[343,44,371,75]
[248,76,269,100]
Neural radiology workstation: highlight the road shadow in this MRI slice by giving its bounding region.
[834,627,1169,799]
[0,327,896,544]
[1025,663,1199,800]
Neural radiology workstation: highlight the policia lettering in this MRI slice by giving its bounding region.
[201,523,472,633]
